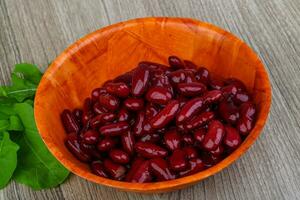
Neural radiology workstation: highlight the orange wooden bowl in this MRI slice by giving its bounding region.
[34,17,271,193]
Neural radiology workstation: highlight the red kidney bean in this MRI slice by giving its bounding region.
[209,145,224,157]
[135,142,168,158]
[209,78,224,90]
[182,134,194,145]
[65,133,91,162]
[224,126,241,149]
[139,61,169,72]
[61,109,80,133]
[82,130,99,144]
[142,121,153,134]
[164,129,181,151]
[239,102,256,120]
[72,109,83,126]
[139,133,161,143]
[221,84,238,99]
[133,111,146,136]
[185,111,215,130]
[109,149,130,164]
[130,160,152,183]
[118,108,130,122]
[121,131,135,154]
[202,90,223,105]
[80,143,102,159]
[150,158,176,181]
[168,55,184,69]
[103,159,126,180]
[105,82,130,98]
[224,78,246,92]
[99,93,119,111]
[201,152,221,168]
[91,87,107,102]
[168,70,187,85]
[131,65,150,96]
[236,117,254,135]
[146,86,172,105]
[184,70,197,83]
[113,72,133,85]
[123,98,144,111]
[90,113,116,129]
[179,158,205,177]
[202,120,225,151]
[176,97,204,124]
[145,103,160,119]
[183,60,197,70]
[91,161,109,178]
[93,102,108,115]
[236,102,256,135]
[183,146,198,159]
[97,137,116,151]
[149,100,179,129]
[218,101,239,124]
[177,82,207,97]
[233,91,251,105]
[194,128,206,144]
[99,121,129,136]
[125,157,145,181]
[169,149,188,172]
[195,67,210,85]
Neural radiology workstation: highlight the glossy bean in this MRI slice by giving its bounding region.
[90,113,116,129]
[105,82,130,98]
[109,149,130,164]
[168,55,184,69]
[99,121,129,136]
[221,84,238,99]
[224,78,246,92]
[209,78,224,90]
[202,90,223,105]
[139,133,161,143]
[202,120,225,151]
[125,157,145,181]
[183,60,197,70]
[65,133,91,162]
[218,101,239,124]
[195,67,210,85]
[176,97,204,124]
[113,72,133,85]
[135,142,168,158]
[72,108,83,126]
[130,160,152,183]
[99,93,119,111]
[239,102,256,120]
[168,70,187,85]
[193,128,206,144]
[82,130,100,144]
[133,111,146,136]
[97,137,117,151]
[123,98,144,111]
[183,146,198,159]
[164,129,181,151]
[169,149,188,172]
[61,109,80,133]
[103,159,126,180]
[145,103,160,119]
[177,82,207,97]
[233,91,251,105]
[93,102,108,115]
[131,65,150,96]
[91,87,107,102]
[146,86,172,105]
[121,131,135,154]
[209,145,224,157]
[150,158,176,181]
[182,134,194,145]
[179,158,205,177]
[118,108,130,122]
[224,126,242,149]
[185,111,215,130]
[90,161,109,178]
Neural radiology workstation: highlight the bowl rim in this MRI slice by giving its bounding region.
[34,17,272,193]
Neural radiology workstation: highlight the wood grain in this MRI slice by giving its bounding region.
[0,0,299,199]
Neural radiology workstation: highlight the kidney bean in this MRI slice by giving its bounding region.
[142,121,153,134]
[61,109,80,133]
[224,126,241,149]
[195,67,210,85]
[185,111,215,130]
[121,131,135,154]
[218,101,239,124]
[90,113,116,129]
[177,82,207,97]
[118,108,130,122]
[149,100,179,129]
[221,85,238,99]
[168,55,184,69]
[146,86,172,105]
[182,134,194,145]
[131,64,150,96]
[183,146,198,159]
[99,121,129,136]
[239,102,256,120]
[103,159,126,180]
[82,130,99,144]
[139,133,161,143]
[209,78,224,90]
[236,117,254,135]
[209,145,224,157]
[164,129,181,151]
[183,60,197,70]
[97,137,116,151]
[135,141,168,158]
[202,90,223,105]
[91,161,109,178]
[93,102,108,115]
[123,98,144,111]
[65,133,91,162]
[109,149,130,164]
[224,78,246,92]
[202,120,225,151]
[105,82,130,98]
[184,70,197,83]
[80,143,102,159]
[176,97,204,124]
[99,93,119,111]
[169,149,188,172]
[193,128,206,144]
[236,102,256,135]
[133,111,146,136]
[91,87,107,102]
[150,158,176,181]
[130,160,152,183]
[179,158,205,177]
[113,72,133,85]
[168,70,187,85]
[139,61,169,72]
[72,109,83,126]
[145,103,160,119]
[125,157,145,181]
[233,91,251,105]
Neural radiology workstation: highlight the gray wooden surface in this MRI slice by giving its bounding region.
[0,0,300,199]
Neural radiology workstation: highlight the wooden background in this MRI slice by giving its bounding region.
[0,0,299,199]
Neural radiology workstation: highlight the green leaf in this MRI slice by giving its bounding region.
[8,115,24,131]
[0,104,15,115]
[13,63,42,85]
[0,120,9,131]
[12,103,69,189]
[0,132,19,189]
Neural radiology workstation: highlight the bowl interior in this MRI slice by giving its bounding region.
[35,17,271,193]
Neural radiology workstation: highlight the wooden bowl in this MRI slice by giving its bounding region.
[34,17,271,193]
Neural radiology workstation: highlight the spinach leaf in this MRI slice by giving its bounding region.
[12,103,69,189]
[0,120,9,131]
[0,132,19,189]
[13,63,42,85]
[8,115,24,131]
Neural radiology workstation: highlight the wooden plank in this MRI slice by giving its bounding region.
[0,0,299,199]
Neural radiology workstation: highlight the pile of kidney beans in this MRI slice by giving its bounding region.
[61,56,256,182]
